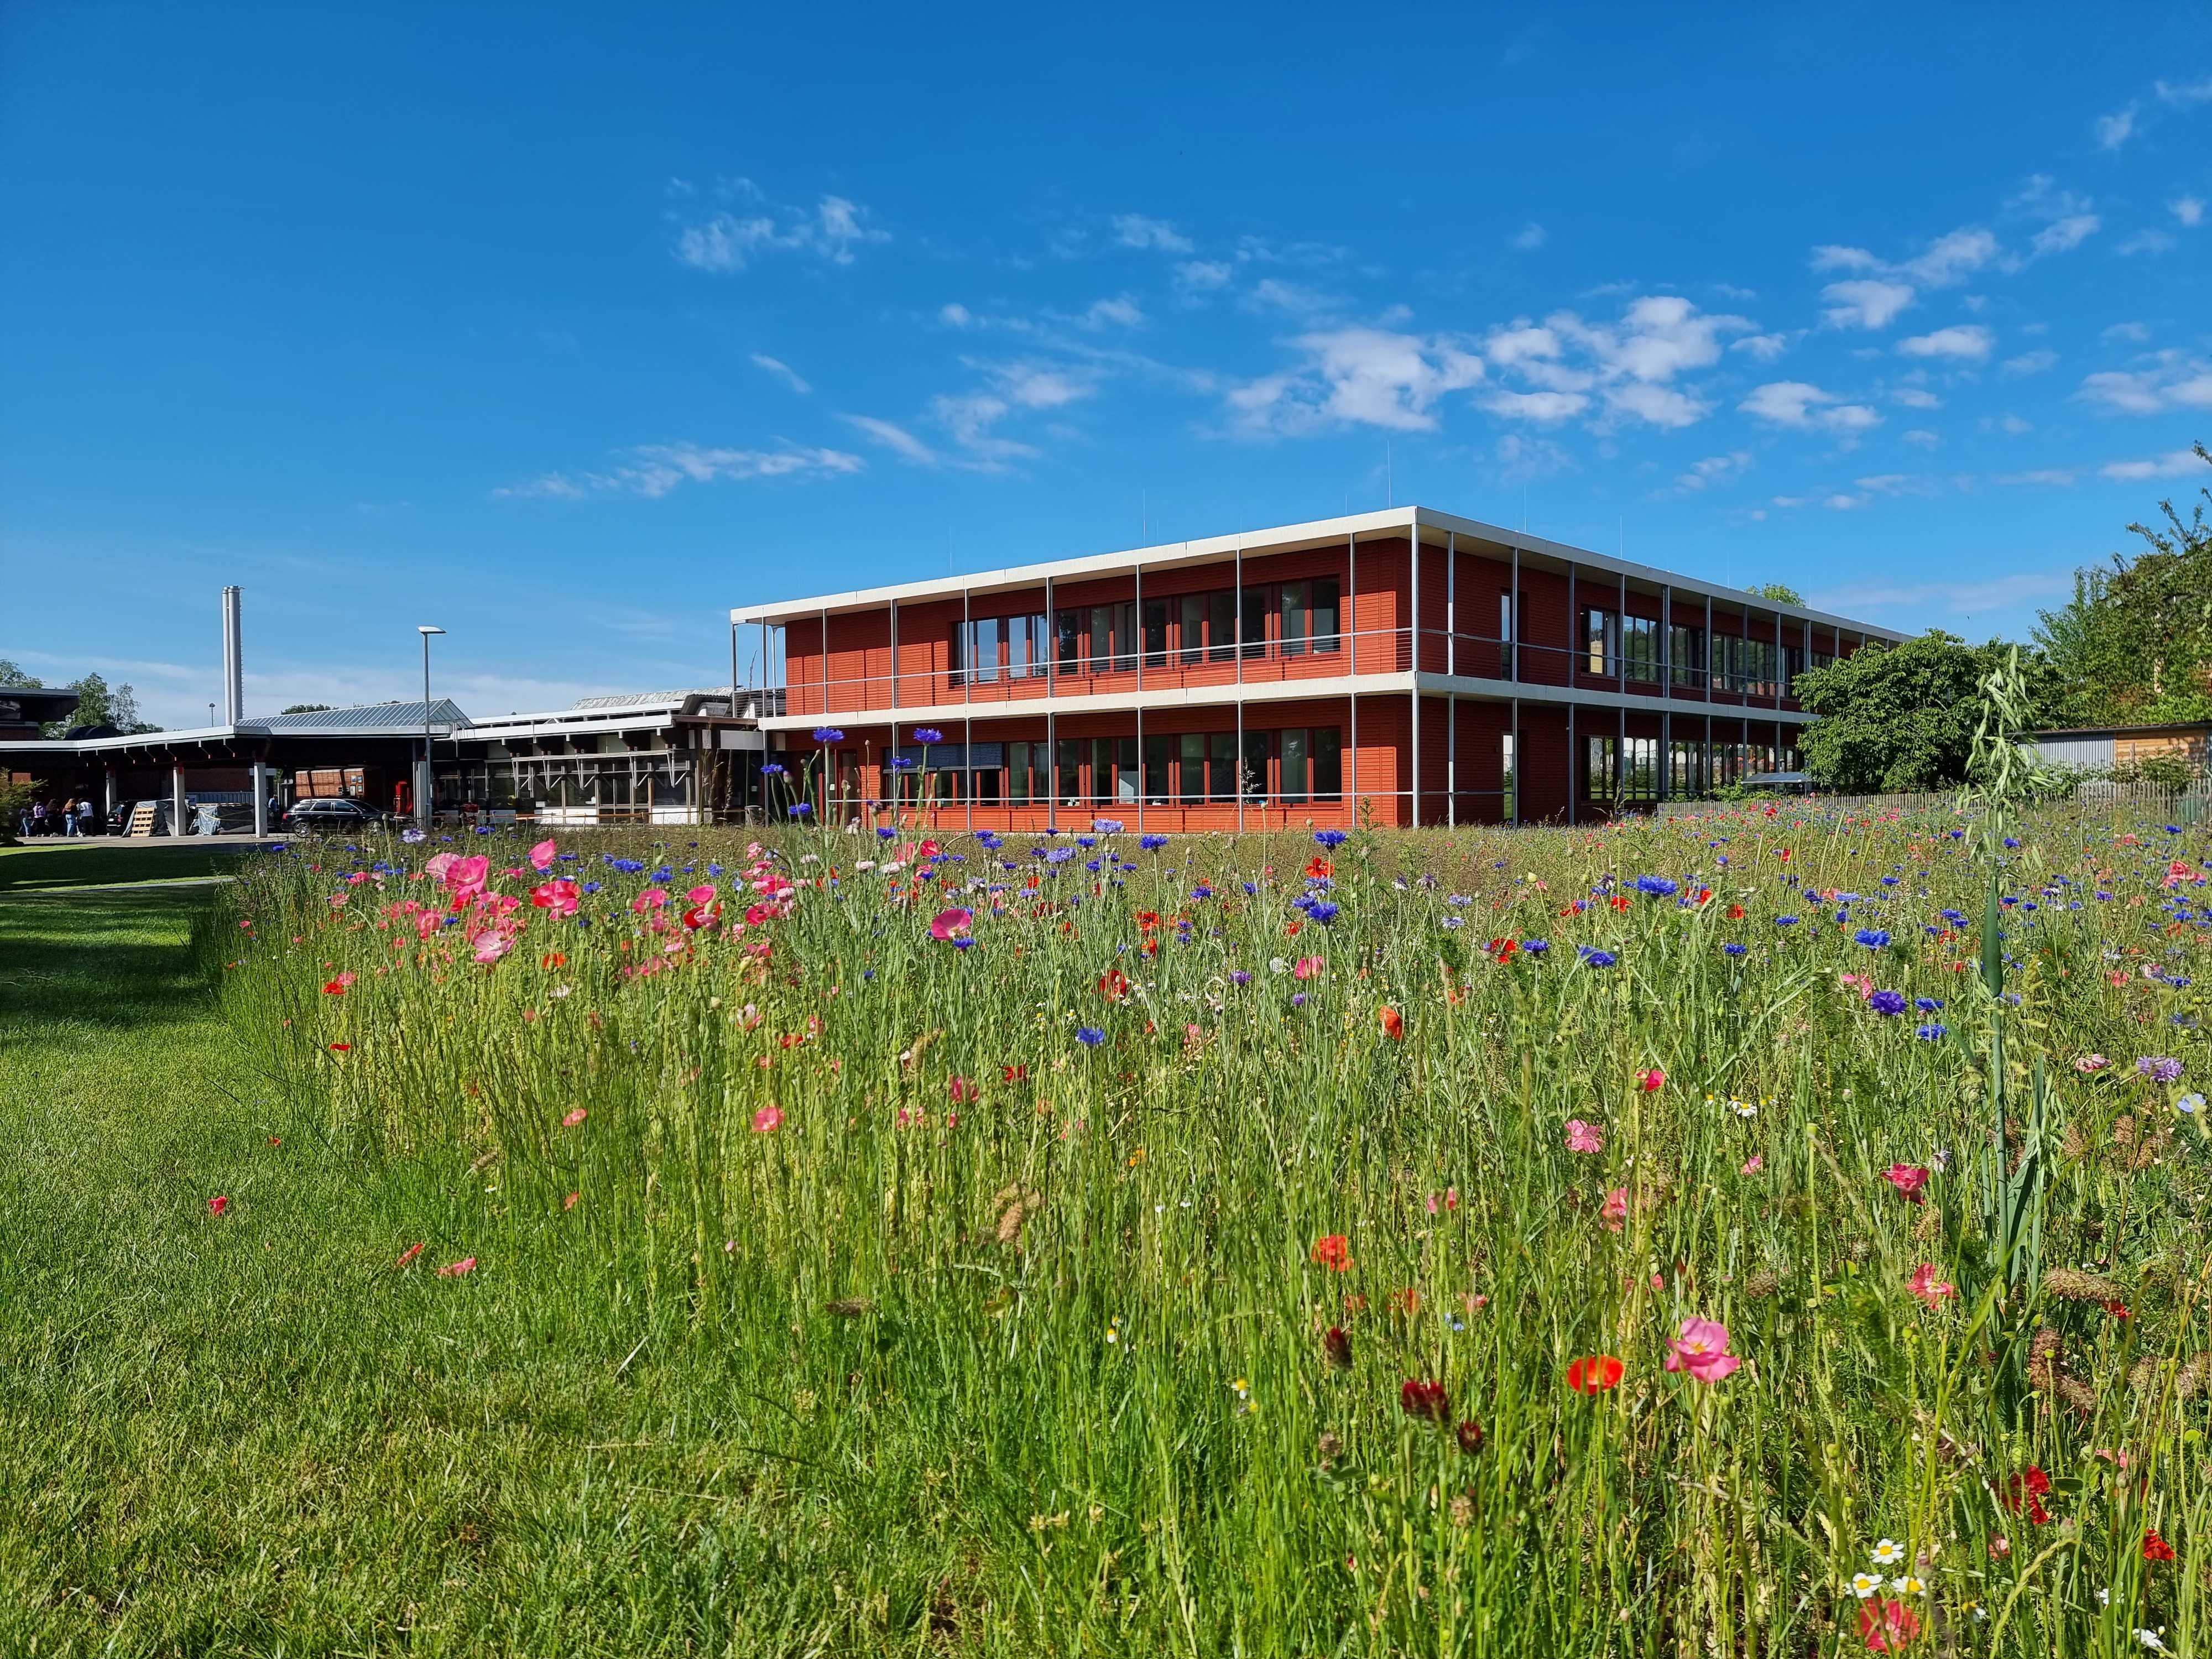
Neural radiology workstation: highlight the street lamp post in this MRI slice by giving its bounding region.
[418,626,445,829]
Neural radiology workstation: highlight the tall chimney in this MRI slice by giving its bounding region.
[221,586,243,726]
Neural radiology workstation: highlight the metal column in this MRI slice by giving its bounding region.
[962,586,972,836]
[1409,513,1420,827]
[1134,560,1142,836]
[251,760,268,837]
[1347,531,1358,825]
[171,762,187,839]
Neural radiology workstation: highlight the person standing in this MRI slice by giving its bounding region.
[64,797,81,836]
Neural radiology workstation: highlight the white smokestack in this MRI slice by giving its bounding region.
[221,586,243,726]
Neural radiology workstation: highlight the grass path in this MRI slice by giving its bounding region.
[0,886,935,1658]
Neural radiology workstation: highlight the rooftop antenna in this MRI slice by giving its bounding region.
[1386,441,1392,508]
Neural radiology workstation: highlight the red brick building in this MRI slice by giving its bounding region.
[734,507,1902,830]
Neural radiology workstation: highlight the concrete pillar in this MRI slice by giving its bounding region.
[251,760,268,837]
[171,763,187,838]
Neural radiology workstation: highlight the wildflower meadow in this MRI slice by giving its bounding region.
[165,785,2212,1656]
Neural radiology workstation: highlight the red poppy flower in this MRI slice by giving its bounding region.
[1726,904,1746,920]
[1098,968,1132,1003]
[1001,1063,1029,1082]
[1997,1465,2052,1524]
[1858,1598,1920,1653]
[2144,1528,2178,1562]
[1400,1378,1449,1421]
[1310,1234,1353,1271]
[207,1194,229,1217]
[327,1041,351,1052]
[1379,1006,1405,1040]
[948,1075,979,1105]
[542,951,567,969]
[395,1242,425,1269]
[1608,895,1632,912]
[1566,1355,1624,1393]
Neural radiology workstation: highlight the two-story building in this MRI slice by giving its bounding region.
[733,506,1906,830]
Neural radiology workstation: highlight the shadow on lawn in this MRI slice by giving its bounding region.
[0,887,220,1031]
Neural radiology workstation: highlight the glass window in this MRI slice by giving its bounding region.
[1584,609,1616,675]
[1143,733,1170,802]
[1057,737,1083,804]
[1178,596,1206,666]
[1502,732,1516,819]
[1115,736,1139,802]
[1281,583,1308,658]
[1209,731,1236,800]
[1178,733,1206,801]
[1009,740,1032,804]
[1313,726,1342,800]
[1587,735,1616,800]
[1089,606,1112,671]
[1143,600,1168,668]
[1312,578,1340,653]
[1280,727,1310,804]
[1208,592,1236,664]
[1241,587,1268,660]
[1241,729,1270,799]
[1623,616,1660,681]
[1056,610,1083,670]
[1669,625,1704,687]
[968,617,1001,683]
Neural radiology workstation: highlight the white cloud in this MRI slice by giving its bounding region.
[673,193,886,272]
[2002,349,2058,375]
[2095,103,2139,150]
[1731,332,1789,360]
[844,415,941,466]
[2120,229,2177,255]
[1477,295,1749,430]
[1810,244,1882,273]
[939,302,975,327]
[750,353,811,393]
[1509,222,1547,251]
[2156,75,2212,105]
[1900,228,2000,287]
[496,442,863,499]
[1994,468,2080,487]
[1174,260,1233,294]
[2031,213,2100,255]
[1491,434,1573,484]
[2103,321,2152,345]
[1247,277,1335,315]
[1997,414,2032,435]
[1902,429,1942,447]
[1739,380,1882,433]
[1812,570,2074,617]
[2077,352,2212,415]
[1897,325,1995,361]
[1820,279,1916,329]
[1855,473,1932,497]
[2099,447,2207,481]
[1230,326,1486,435]
[1079,295,1145,328]
[1668,451,1752,494]
[2175,196,2206,228]
[1891,387,1943,408]
[1112,214,1193,253]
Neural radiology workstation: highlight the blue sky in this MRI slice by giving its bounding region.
[3,4,2208,726]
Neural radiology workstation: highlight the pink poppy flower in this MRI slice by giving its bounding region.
[1565,1119,1604,1154]
[752,1104,785,1134]
[1907,1262,1955,1307]
[929,907,974,941]
[1663,1316,1740,1383]
[528,838,559,873]
[686,884,717,906]
[530,878,579,916]
[436,1256,476,1277]
[1741,1155,1763,1175]
[207,1194,229,1217]
[2075,1053,2110,1073]
[948,1075,979,1105]
[423,852,458,882]
[1293,955,1325,979]
[1600,1186,1629,1231]
[1636,1067,1665,1092]
[561,1108,587,1128]
[470,928,515,965]
[444,854,492,900]
[1882,1164,1930,1203]
[631,889,670,913]
[395,1242,424,1269]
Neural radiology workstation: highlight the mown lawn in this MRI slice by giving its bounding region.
[0,885,936,1658]
[0,840,257,893]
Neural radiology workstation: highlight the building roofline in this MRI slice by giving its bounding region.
[729,504,1911,641]
[2026,721,2210,739]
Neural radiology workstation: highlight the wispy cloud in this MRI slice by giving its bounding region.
[496,442,862,499]
[1811,570,2074,617]
[1898,325,1995,361]
[2095,103,2139,150]
[2175,195,2207,228]
[2076,352,2212,415]
[1112,213,1193,253]
[1229,326,1485,435]
[1992,468,2080,487]
[1811,227,1999,331]
[1663,450,1752,495]
[671,184,886,272]
[1509,222,1547,251]
[750,353,811,393]
[1819,279,1915,330]
[2001,349,2057,375]
[1475,295,1751,431]
[2099,447,2207,481]
[1739,380,1881,434]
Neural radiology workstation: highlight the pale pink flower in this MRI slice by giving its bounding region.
[1664,1316,1741,1383]
[1907,1262,1955,1307]
[444,854,492,901]
[1293,955,1325,979]
[436,1256,476,1277]
[1566,1119,1604,1154]
[2075,1053,2110,1074]
[752,1104,785,1134]
[1741,1155,1763,1175]
[1600,1186,1629,1231]
[528,838,559,873]
[423,852,458,882]
[561,1108,587,1128]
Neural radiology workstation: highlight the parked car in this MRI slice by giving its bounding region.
[281,797,383,833]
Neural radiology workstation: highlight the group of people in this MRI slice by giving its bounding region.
[15,797,100,837]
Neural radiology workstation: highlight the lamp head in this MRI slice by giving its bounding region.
[418,625,446,636]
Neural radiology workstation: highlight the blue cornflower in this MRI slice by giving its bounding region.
[1854,928,1891,948]
[889,756,915,770]
[1085,859,1102,872]
[1949,828,1964,839]
[1723,942,1749,956]
[1578,947,1617,968]
[975,831,1003,850]
[1094,818,1125,834]
[2003,836,2021,848]
[1803,889,1821,902]
[1309,902,1340,925]
[1881,875,1899,885]
[1915,1023,1948,1041]
[1076,836,1097,849]
[1046,848,1074,864]
[911,727,943,744]
[1076,1026,1107,1047]
[1314,829,1348,848]
[1915,997,1943,1012]
[811,727,845,743]
[1521,938,1550,954]
[1230,969,1252,985]
[760,763,785,776]
[1441,916,1466,930]
[650,868,674,883]
[789,802,812,817]
[1446,894,1471,906]
[1634,875,1679,898]
[1868,990,1908,1015]
[706,862,724,876]
[1940,908,1966,924]
[1776,915,1799,926]
[581,881,602,894]
[1139,833,1168,851]
[1241,881,1258,895]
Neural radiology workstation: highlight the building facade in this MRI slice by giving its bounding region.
[735,507,1906,830]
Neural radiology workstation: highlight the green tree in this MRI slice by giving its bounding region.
[1746,582,1806,606]
[1794,631,2062,792]
[281,703,335,714]
[0,660,42,687]
[44,672,160,737]
[2034,442,2212,727]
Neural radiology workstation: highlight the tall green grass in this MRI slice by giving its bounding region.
[207,807,2212,1654]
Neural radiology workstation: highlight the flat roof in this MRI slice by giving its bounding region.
[729,504,1909,641]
